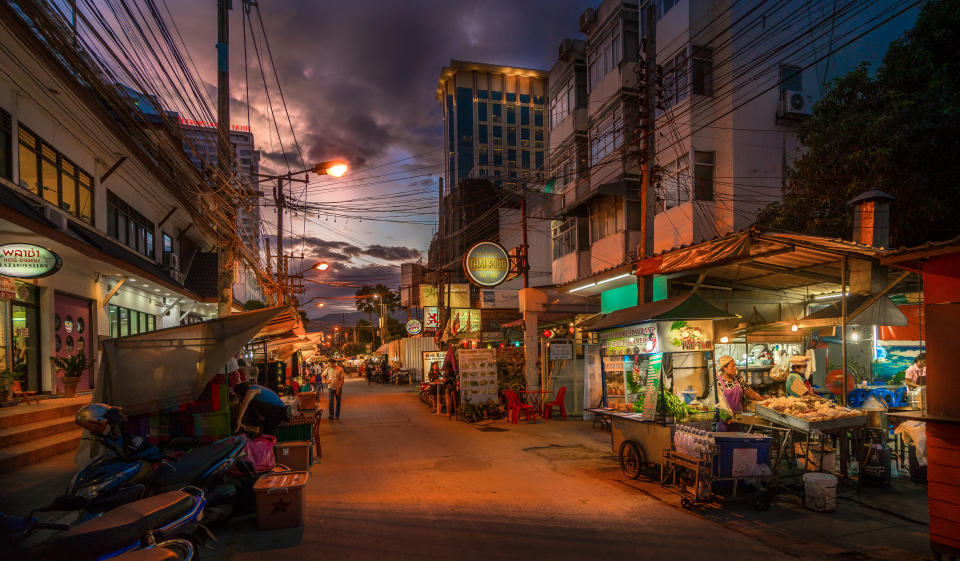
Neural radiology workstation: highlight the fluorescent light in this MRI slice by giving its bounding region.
[720,336,729,343]
[814,290,849,300]
[569,282,597,293]
[597,273,631,285]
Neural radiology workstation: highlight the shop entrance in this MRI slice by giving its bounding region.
[11,295,41,392]
[54,292,93,392]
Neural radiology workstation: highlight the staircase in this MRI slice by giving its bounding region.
[0,396,88,471]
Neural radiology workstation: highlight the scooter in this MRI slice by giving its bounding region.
[111,539,196,561]
[1,487,207,561]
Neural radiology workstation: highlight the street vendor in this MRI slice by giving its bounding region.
[234,381,292,436]
[717,354,762,415]
[905,353,926,388]
[785,355,814,397]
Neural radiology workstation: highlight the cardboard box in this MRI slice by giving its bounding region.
[253,471,309,530]
[274,440,312,471]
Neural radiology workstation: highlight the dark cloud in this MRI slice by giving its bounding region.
[293,236,420,262]
[363,244,422,261]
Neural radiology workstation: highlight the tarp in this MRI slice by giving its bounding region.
[581,293,738,332]
[93,306,302,415]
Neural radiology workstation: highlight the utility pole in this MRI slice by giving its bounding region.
[637,2,657,304]
[264,236,273,305]
[216,0,235,317]
[273,178,285,304]
[520,185,530,288]
[436,177,446,346]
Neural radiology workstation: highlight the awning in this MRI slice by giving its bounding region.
[801,294,908,327]
[93,306,302,415]
[581,293,739,332]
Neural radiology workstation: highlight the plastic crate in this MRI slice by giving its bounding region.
[253,471,309,530]
[193,410,231,443]
[276,421,311,443]
[711,432,771,478]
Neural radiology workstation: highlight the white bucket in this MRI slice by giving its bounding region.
[803,472,838,512]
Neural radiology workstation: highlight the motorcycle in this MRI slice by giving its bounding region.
[1,487,207,561]
[111,538,196,561]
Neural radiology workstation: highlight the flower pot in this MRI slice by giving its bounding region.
[62,377,80,398]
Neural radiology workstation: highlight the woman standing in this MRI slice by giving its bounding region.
[716,355,762,429]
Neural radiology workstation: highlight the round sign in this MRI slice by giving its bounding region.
[0,243,62,279]
[463,241,510,287]
[406,319,422,336]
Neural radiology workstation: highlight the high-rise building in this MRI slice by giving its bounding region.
[436,60,550,192]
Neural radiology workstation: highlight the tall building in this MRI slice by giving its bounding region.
[436,61,550,192]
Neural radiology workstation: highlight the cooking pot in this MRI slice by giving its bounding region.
[865,409,888,429]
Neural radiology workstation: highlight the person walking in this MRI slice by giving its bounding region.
[325,359,346,420]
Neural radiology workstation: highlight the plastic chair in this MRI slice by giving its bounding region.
[11,381,39,405]
[504,390,535,424]
[543,386,567,421]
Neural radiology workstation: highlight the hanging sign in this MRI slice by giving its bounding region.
[550,343,573,360]
[0,243,62,279]
[423,306,439,330]
[657,320,714,352]
[406,319,422,336]
[463,242,510,287]
[599,323,659,355]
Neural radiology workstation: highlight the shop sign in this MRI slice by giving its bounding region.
[448,308,482,334]
[599,323,659,355]
[405,319,422,336]
[422,350,446,377]
[423,306,439,329]
[446,284,470,308]
[0,243,62,279]
[657,320,714,352]
[419,284,438,307]
[463,242,510,287]
[550,343,573,360]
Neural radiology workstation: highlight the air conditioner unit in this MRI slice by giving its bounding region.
[782,90,813,117]
[164,252,179,271]
[558,39,575,60]
[43,206,69,232]
[578,8,597,32]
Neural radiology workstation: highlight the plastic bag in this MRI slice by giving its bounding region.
[247,435,277,473]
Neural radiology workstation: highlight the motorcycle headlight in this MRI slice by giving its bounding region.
[75,464,140,500]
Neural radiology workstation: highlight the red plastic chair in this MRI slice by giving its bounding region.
[543,386,567,421]
[504,390,535,424]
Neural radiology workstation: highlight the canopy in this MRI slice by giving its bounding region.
[93,306,302,415]
[581,293,738,332]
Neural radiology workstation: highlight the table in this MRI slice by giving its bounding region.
[522,390,552,416]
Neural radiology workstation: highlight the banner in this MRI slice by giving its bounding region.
[657,320,714,352]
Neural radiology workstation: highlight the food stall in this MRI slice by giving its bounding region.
[582,293,739,474]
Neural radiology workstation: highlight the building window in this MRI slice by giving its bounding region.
[17,126,93,222]
[108,304,157,338]
[535,151,544,170]
[535,129,544,149]
[660,0,677,17]
[493,126,503,144]
[107,190,156,258]
[478,103,488,122]
[663,49,690,108]
[588,24,621,91]
[693,151,715,201]
[507,127,516,146]
[589,107,623,165]
[521,107,530,126]
[0,108,11,180]
[692,47,713,96]
[588,196,624,242]
[552,152,575,189]
[520,128,530,148]
[534,108,543,127]
[550,79,575,129]
[479,125,488,144]
[521,150,530,168]
[507,149,517,167]
[507,106,516,125]
[162,233,174,260]
[479,146,488,165]
[659,157,690,210]
[780,65,803,93]
[492,104,502,122]
[552,217,578,259]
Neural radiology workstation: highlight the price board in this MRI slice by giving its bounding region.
[457,348,498,406]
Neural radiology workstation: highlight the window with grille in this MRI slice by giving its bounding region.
[552,217,578,260]
[588,196,624,242]
[588,24,621,92]
[589,107,623,165]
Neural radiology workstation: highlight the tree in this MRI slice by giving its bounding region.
[354,284,401,346]
[756,0,960,248]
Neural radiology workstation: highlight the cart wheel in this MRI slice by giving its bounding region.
[753,489,773,512]
[680,498,694,509]
[619,441,645,479]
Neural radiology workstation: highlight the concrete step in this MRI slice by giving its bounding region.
[0,396,89,430]
[0,430,82,471]
[0,417,78,448]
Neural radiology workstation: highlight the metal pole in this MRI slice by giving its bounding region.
[274,178,285,304]
[841,255,848,405]
[521,188,530,289]
[215,0,234,317]
[637,2,657,305]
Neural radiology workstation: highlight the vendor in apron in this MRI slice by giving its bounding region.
[785,355,814,397]
[716,355,762,430]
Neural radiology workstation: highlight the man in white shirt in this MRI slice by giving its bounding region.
[324,360,346,420]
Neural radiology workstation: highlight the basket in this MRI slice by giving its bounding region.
[276,415,313,442]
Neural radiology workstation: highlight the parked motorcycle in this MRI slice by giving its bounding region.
[1,487,207,561]
[110,539,196,561]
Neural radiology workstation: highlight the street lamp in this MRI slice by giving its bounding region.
[316,302,325,308]
[314,262,329,271]
[312,160,349,178]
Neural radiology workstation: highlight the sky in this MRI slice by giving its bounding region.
[159,0,595,317]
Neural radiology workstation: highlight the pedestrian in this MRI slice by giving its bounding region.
[442,363,457,420]
[233,381,292,436]
[325,359,346,420]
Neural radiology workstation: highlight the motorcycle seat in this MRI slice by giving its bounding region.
[153,436,244,490]
[39,491,193,560]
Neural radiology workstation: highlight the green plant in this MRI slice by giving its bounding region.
[0,369,21,390]
[51,350,93,379]
[658,391,688,421]
[243,299,265,310]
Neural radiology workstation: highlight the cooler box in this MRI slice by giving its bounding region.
[275,440,312,471]
[711,432,771,478]
[253,471,310,530]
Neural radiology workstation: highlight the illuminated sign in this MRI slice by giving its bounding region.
[406,319,423,336]
[463,242,510,287]
[0,243,62,279]
[178,117,251,132]
[423,306,439,329]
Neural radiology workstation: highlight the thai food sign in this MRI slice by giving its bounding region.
[463,242,510,287]
[657,320,714,352]
[0,243,62,279]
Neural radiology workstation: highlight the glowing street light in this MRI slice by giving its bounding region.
[314,262,329,271]
[316,302,325,308]
[312,160,349,178]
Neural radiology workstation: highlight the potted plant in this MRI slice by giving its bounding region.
[51,350,93,398]
[0,370,20,402]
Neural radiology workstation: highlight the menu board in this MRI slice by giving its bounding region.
[457,349,498,406]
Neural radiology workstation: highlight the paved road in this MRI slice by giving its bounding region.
[214,378,791,561]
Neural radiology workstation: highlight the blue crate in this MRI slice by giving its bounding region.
[711,432,772,478]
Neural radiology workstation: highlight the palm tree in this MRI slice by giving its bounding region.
[354,284,401,347]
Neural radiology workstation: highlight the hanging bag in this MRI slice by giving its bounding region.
[247,435,277,473]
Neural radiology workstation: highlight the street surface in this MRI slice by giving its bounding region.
[209,378,928,561]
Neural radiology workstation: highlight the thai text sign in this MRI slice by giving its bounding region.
[463,242,510,287]
[657,320,714,352]
[599,323,659,355]
[0,243,62,279]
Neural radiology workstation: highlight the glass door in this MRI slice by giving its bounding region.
[11,303,40,392]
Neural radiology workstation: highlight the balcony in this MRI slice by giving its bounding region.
[552,250,590,285]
